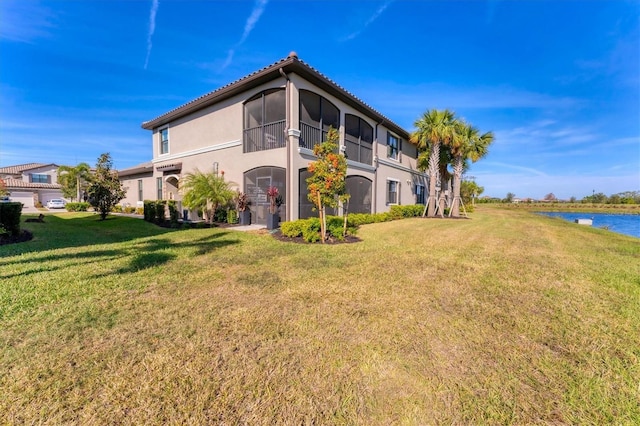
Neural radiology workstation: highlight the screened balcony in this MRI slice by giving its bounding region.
[244,89,286,153]
[244,120,286,152]
[299,90,339,150]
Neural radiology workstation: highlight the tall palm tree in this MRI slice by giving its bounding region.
[450,121,494,216]
[410,109,457,217]
[180,170,236,224]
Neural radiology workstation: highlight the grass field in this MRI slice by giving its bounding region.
[1,208,639,424]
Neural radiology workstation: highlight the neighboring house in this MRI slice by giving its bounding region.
[132,52,427,225]
[0,163,64,207]
[117,162,155,208]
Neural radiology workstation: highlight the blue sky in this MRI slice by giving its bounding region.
[1,0,638,200]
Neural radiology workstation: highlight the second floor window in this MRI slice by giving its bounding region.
[387,132,401,160]
[299,90,340,150]
[345,114,373,165]
[30,173,50,183]
[160,128,169,155]
[244,89,286,153]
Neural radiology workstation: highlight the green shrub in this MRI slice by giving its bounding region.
[227,209,238,224]
[111,204,123,213]
[167,200,179,224]
[281,220,304,237]
[123,206,137,214]
[214,207,227,223]
[143,201,155,222]
[135,207,144,215]
[66,202,90,212]
[302,218,321,243]
[154,201,166,223]
[390,204,423,218]
[0,202,22,237]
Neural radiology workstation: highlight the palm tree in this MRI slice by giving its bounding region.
[180,170,236,224]
[450,121,493,216]
[410,109,457,217]
[57,163,92,201]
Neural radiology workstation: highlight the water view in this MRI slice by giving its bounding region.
[537,212,640,239]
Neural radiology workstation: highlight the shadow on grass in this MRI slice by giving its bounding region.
[1,214,240,279]
[92,233,238,278]
[3,214,178,255]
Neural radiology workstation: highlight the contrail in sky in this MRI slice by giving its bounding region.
[222,0,269,70]
[144,0,159,70]
[342,0,393,41]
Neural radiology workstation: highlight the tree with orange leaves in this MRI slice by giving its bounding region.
[306,127,349,242]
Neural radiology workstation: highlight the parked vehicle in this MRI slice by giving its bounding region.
[46,198,66,209]
[0,196,10,202]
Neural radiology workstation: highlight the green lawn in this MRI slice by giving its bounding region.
[1,209,639,424]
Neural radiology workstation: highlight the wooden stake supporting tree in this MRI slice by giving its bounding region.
[306,127,348,243]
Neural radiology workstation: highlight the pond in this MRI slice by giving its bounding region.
[536,212,640,239]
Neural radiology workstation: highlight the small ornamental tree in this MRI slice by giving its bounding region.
[87,153,126,220]
[306,127,349,242]
[180,170,236,224]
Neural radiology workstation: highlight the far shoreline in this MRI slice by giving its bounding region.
[480,203,640,215]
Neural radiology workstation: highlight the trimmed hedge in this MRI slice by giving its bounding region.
[143,200,167,223]
[66,202,90,212]
[280,205,426,242]
[0,202,23,237]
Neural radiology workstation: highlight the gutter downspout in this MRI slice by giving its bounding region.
[374,120,384,214]
[279,67,291,222]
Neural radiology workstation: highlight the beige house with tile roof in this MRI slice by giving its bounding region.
[124,53,427,224]
[0,163,64,208]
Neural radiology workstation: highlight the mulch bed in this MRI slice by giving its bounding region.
[0,230,34,246]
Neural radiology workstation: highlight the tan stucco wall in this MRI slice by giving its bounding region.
[141,72,426,221]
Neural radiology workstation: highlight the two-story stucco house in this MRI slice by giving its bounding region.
[0,163,64,207]
[125,53,427,225]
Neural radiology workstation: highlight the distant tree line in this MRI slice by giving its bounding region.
[477,191,640,204]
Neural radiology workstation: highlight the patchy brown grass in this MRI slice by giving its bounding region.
[1,210,638,424]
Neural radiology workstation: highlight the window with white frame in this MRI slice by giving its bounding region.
[387,132,401,160]
[30,173,50,183]
[156,177,163,200]
[415,183,425,205]
[138,179,143,201]
[159,128,169,155]
[387,179,400,205]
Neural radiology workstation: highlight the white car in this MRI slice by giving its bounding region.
[46,198,66,209]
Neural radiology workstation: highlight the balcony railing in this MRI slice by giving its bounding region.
[299,122,329,151]
[243,120,286,153]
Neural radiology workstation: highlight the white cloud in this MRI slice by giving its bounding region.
[0,0,56,43]
[144,0,160,70]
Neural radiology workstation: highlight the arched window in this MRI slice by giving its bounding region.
[346,176,372,214]
[244,89,286,152]
[298,168,335,219]
[244,167,286,224]
[299,90,340,150]
[345,114,373,165]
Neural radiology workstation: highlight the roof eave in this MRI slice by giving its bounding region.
[141,56,409,139]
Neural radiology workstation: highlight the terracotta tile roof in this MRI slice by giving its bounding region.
[117,162,154,177]
[3,178,61,190]
[142,53,409,139]
[0,163,52,175]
